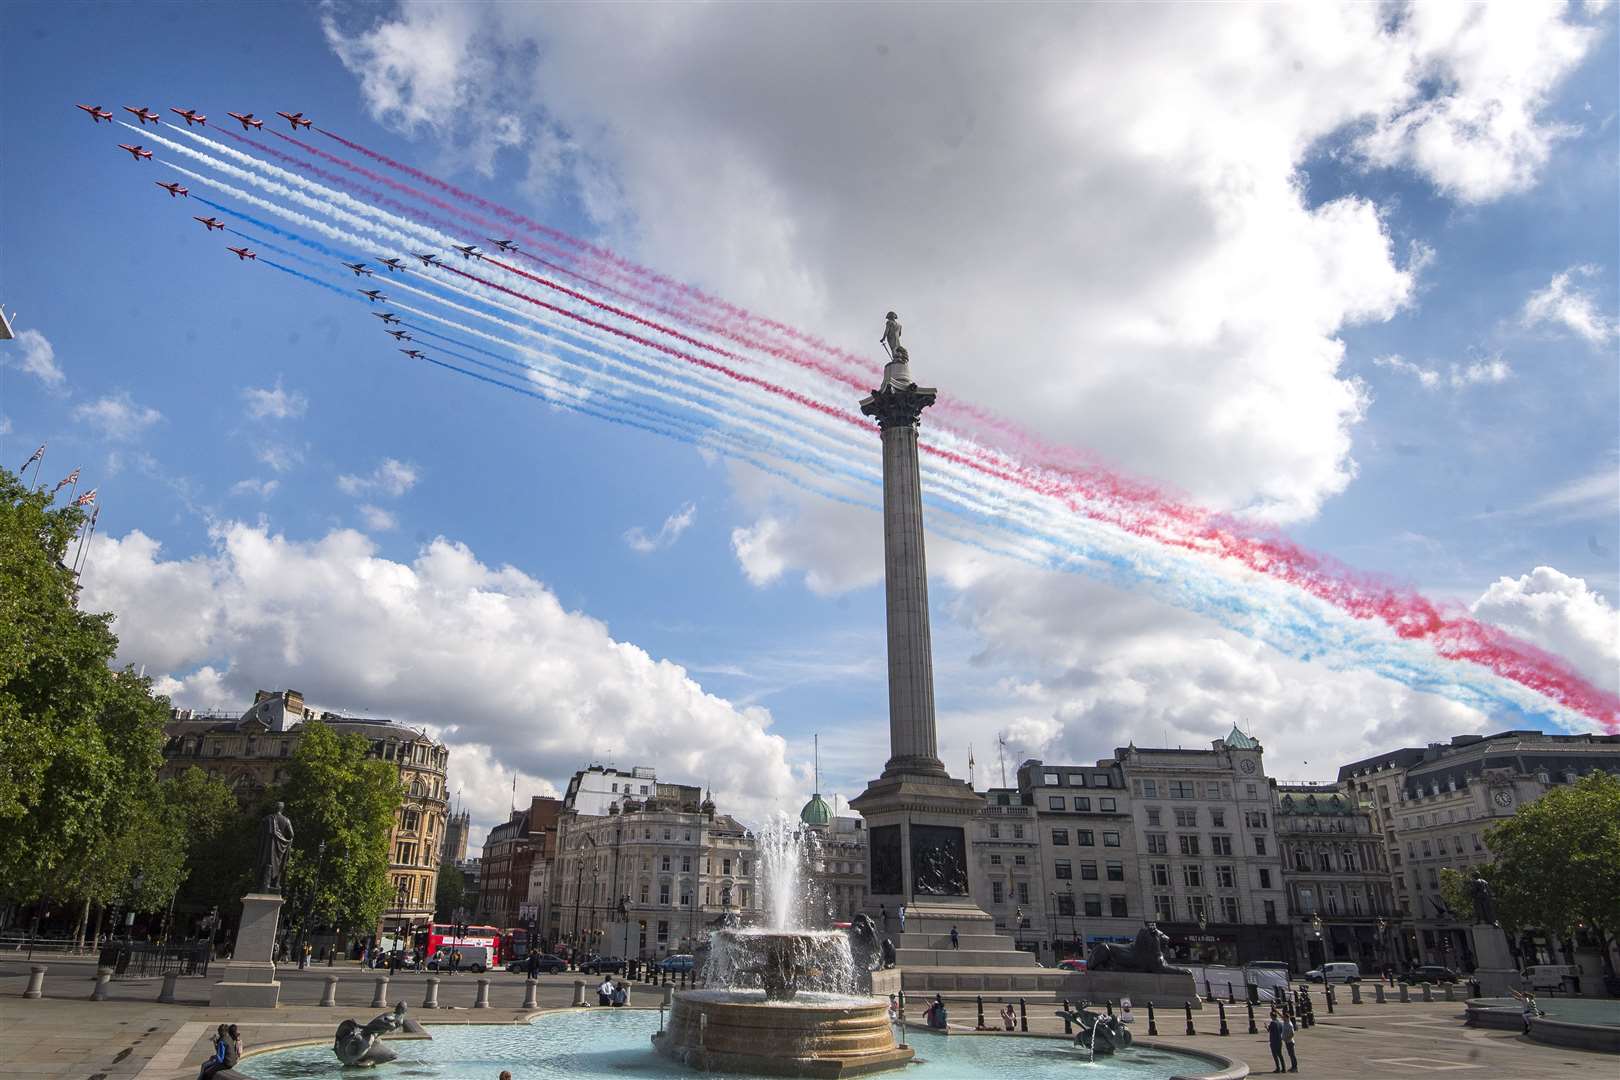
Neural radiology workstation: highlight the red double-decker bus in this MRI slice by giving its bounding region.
[502,926,530,961]
[415,922,503,965]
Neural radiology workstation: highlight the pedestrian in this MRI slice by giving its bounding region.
[949,926,959,950]
[887,994,898,1022]
[880,903,889,930]
[612,981,628,1007]
[1282,1012,1298,1073]
[897,905,907,932]
[1266,1009,1287,1073]
[1510,989,1540,1033]
[390,949,401,975]
[926,994,947,1029]
[597,975,615,1006]
[198,1024,230,1079]
[360,944,370,968]
[1001,1003,1016,1031]
[526,950,540,980]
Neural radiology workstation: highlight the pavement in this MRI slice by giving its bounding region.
[1,956,1614,1079]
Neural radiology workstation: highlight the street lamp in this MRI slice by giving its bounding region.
[618,896,631,963]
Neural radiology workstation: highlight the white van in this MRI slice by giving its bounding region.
[1306,962,1361,984]
[1522,965,1575,992]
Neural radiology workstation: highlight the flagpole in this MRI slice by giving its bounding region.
[30,449,46,492]
[67,474,79,506]
[74,506,100,578]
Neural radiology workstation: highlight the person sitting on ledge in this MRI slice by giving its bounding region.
[611,981,628,1007]
[925,995,948,1029]
[597,975,615,1006]
[1001,1003,1016,1031]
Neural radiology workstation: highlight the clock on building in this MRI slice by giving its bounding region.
[1239,759,1257,774]
[1492,789,1514,809]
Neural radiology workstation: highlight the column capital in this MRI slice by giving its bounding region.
[860,385,938,429]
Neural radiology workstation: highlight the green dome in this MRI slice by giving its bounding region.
[800,793,833,827]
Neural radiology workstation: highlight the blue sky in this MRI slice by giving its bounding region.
[3,2,1616,839]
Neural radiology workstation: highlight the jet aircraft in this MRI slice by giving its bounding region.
[123,105,160,125]
[194,216,226,231]
[411,251,441,266]
[360,289,387,303]
[155,181,188,198]
[400,349,426,360]
[488,238,518,252]
[453,244,482,260]
[227,111,264,131]
[226,246,257,261]
[118,144,153,161]
[276,110,313,131]
[344,262,374,277]
[76,104,113,123]
[372,312,402,325]
[170,107,207,126]
[378,257,406,272]
[385,329,413,341]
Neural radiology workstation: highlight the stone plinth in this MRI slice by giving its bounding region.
[210,893,283,1008]
[1471,925,1519,998]
[653,992,913,1077]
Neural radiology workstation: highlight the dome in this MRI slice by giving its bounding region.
[799,792,833,827]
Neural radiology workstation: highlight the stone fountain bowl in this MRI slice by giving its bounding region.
[703,929,860,1001]
[653,989,913,1078]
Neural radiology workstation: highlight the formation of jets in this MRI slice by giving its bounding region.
[124,105,161,125]
[76,104,113,123]
[359,289,387,303]
[227,111,264,131]
[118,143,153,161]
[156,181,188,198]
[372,312,401,325]
[194,216,226,231]
[344,262,374,277]
[171,107,207,127]
[276,110,312,131]
[226,246,257,261]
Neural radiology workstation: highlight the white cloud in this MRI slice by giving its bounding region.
[1373,353,1512,390]
[1472,567,1620,695]
[1520,265,1617,346]
[5,329,66,390]
[624,501,697,553]
[79,523,800,835]
[255,444,303,474]
[337,457,418,498]
[241,379,309,420]
[1523,462,1620,522]
[0,416,11,436]
[72,392,163,440]
[229,478,280,499]
[359,504,398,531]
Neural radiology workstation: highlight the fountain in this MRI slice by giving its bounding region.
[652,815,915,1077]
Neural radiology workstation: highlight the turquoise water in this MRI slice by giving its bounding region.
[237,1009,1216,1079]
[1475,997,1620,1027]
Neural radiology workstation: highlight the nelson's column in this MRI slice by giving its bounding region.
[850,313,989,927]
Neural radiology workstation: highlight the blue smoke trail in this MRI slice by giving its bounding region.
[259,259,362,300]
[190,194,359,263]
[227,229,330,272]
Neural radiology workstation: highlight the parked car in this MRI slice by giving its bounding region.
[428,945,491,973]
[578,955,627,975]
[505,953,568,974]
[1057,958,1088,973]
[658,954,696,974]
[1398,965,1459,985]
[1522,965,1576,992]
[1304,962,1362,984]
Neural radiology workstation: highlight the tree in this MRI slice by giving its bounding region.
[1486,771,1620,973]
[434,860,467,922]
[278,721,400,938]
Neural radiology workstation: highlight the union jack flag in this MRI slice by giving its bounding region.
[52,468,81,495]
[20,443,44,470]
[74,488,97,507]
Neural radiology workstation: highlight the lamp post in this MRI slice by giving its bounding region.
[618,896,631,963]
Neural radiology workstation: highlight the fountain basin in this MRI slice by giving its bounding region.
[653,990,914,1077]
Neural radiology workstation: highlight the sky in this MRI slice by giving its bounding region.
[2,1,1617,851]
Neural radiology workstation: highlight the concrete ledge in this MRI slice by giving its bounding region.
[1527,1017,1620,1054]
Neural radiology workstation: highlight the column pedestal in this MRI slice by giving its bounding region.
[1471,925,1519,998]
[210,893,283,1008]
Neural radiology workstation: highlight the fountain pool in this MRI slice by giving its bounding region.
[235,1009,1227,1079]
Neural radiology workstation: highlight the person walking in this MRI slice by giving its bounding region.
[1282,1012,1298,1073]
[526,950,540,980]
[897,905,907,933]
[880,903,889,931]
[1266,1010,1287,1073]
[389,949,401,975]
[949,926,959,950]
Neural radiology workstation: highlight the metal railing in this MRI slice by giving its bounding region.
[97,942,211,978]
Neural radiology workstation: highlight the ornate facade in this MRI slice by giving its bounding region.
[1272,783,1395,973]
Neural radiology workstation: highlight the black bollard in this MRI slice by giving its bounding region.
[1185,1000,1196,1035]
[1204,977,1214,1002]
[1148,1001,1159,1036]
[1326,985,1336,1014]
[1218,1001,1229,1036]
[1019,998,1028,1033]
[1060,999,1072,1034]
[1227,981,1235,1005]
[1274,986,1285,1007]
[1247,1000,1257,1034]
[978,995,986,1030]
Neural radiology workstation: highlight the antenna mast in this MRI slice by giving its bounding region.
[997,734,1008,789]
[813,733,820,794]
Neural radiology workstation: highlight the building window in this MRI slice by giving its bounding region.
[1013,855,1027,866]
[1187,895,1207,922]
[1154,895,1173,921]
[661,855,672,872]
[680,882,693,906]
[1420,839,1431,857]
[1057,893,1076,916]
[1094,774,1111,788]
[1244,811,1268,829]
[988,823,1000,838]
[1055,859,1073,880]
[1017,882,1030,904]
[1109,895,1129,918]
[1078,830,1095,846]
[1151,863,1170,887]
[1012,825,1024,839]
[1146,807,1162,827]
[1174,808,1198,828]
[1049,796,1066,810]
[989,854,1002,865]
[1169,780,1195,799]
[1073,797,1092,811]
[640,882,649,904]
[723,858,732,875]
[1325,890,1340,915]
[1081,861,1099,880]
[1320,850,1335,871]
[1043,771,1060,786]
[659,882,671,905]
[1051,828,1070,845]
[1140,779,1158,798]
[1100,797,1116,812]
[992,881,1005,903]
[1105,861,1124,882]
[1246,783,1258,798]
[1068,772,1087,786]
[681,855,692,873]
[1146,833,1168,854]
[1254,836,1267,856]
[1084,894,1103,917]
[1221,897,1240,922]
[1258,868,1272,889]
[1210,809,1225,827]
[1211,835,1233,856]
[1215,865,1235,888]
[741,860,750,875]
[1102,831,1119,847]
[1183,865,1203,888]
[1179,835,1200,856]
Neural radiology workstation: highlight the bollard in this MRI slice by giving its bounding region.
[1227,981,1235,1005]
[1325,985,1335,1014]
[978,996,987,1030]
[321,975,338,1007]
[1106,1000,1115,1017]
[1184,1001,1196,1035]
[159,972,179,1004]
[474,977,491,1009]
[1374,983,1386,1004]
[1247,1000,1257,1034]
[1444,983,1456,1002]
[1147,1001,1158,1036]
[572,980,587,1007]
[23,965,47,1000]
[1060,1000,1072,1034]
[371,976,390,1009]
[91,968,111,1001]
[1421,983,1433,1003]
[1274,986,1285,1006]
[1204,977,1214,1003]
[662,984,674,1007]
[1398,983,1409,1003]
[1019,998,1028,1033]
[1218,1001,1229,1036]
[422,977,440,1009]
[522,978,539,1010]
[1351,983,1361,1005]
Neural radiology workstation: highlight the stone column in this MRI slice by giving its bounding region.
[861,384,945,779]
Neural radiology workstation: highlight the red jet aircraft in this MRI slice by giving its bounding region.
[155,181,188,198]
[359,289,387,303]
[124,105,160,125]
[118,144,153,161]
[276,110,313,131]
[400,349,426,360]
[372,312,401,325]
[385,329,413,341]
[194,216,226,232]
[170,107,207,127]
[378,257,405,272]
[453,244,482,260]
[76,104,113,123]
[344,262,374,277]
[488,238,518,252]
[226,246,257,261]
[227,111,264,131]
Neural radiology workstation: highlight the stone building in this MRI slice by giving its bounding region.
[476,796,562,929]
[561,764,659,816]
[1272,782,1396,973]
[968,787,1048,955]
[441,808,471,864]
[800,791,869,923]
[160,689,450,937]
[1114,728,1291,965]
[1339,729,1620,971]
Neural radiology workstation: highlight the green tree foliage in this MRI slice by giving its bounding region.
[434,860,467,922]
[279,721,400,934]
[1486,772,1620,969]
[0,469,172,903]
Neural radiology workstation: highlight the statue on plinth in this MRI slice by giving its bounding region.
[1086,924,1191,975]
[879,311,914,391]
[1468,874,1499,926]
[254,801,294,895]
[334,1001,406,1066]
[848,913,883,975]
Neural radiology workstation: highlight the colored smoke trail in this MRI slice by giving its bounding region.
[139,118,1617,729]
